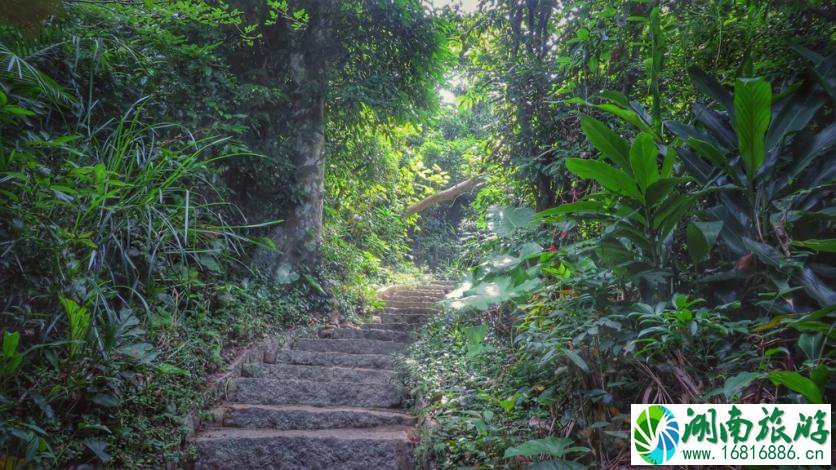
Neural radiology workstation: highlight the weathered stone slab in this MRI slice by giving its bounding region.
[196,426,415,470]
[229,378,403,408]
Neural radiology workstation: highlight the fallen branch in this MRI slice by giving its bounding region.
[404,175,483,216]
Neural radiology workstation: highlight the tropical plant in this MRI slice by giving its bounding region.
[538,115,690,301]
[668,52,835,310]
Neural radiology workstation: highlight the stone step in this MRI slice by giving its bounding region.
[293,338,408,355]
[229,378,403,408]
[215,403,415,430]
[383,307,439,315]
[244,362,397,384]
[389,288,446,295]
[384,300,438,308]
[384,297,444,307]
[400,282,450,288]
[196,426,415,469]
[385,292,445,299]
[361,321,416,331]
[330,327,413,342]
[381,290,446,299]
[275,349,395,369]
[380,313,433,325]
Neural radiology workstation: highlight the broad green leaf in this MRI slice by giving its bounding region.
[790,45,825,65]
[795,266,836,307]
[3,105,36,116]
[158,363,191,377]
[694,102,737,148]
[786,123,835,183]
[563,349,589,373]
[536,200,605,220]
[653,194,695,236]
[504,437,589,458]
[566,158,642,201]
[580,117,630,170]
[118,342,157,364]
[645,178,686,208]
[722,371,763,400]
[661,145,676,178]
[254,237,278,252]
[791,238,836,253]
[686,221,723,264]
[810,365,828,390]
[84,438,112,464]
[463,324,488,357]
[519,242,545,259]
[629,133,659,192]
[505,207,535,228]
[598,90,629,107]
[594,103,654,136]
[686,137,740,185]
[198,255,221,272]
[734,77,772,181]
[304,274,326,295]
[766,81,825,149]
[449,276,541,311]
[812,53,835,99]
[797,333,823,362]
[688,66,733,112]
[742,237,785,269]
[487,206,535,237]
[2,331,20,358]
[61,296,90,357]
[768,371,823,403]
[790,305,835,323]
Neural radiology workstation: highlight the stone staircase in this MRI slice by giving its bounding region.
[195,281,453,469]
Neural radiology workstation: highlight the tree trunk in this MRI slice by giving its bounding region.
[254,0,335,274]
[533,172,555,211]
[404,176,483,216]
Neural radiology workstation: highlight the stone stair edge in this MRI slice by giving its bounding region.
[194,281,449,467]
[197,424,416,441]
[246,361,399,375]
[177,325,315,440]
[375,280,455,297]
[274,349,398,369]
[227,377,404,408]
[207,403,416,430]
[219,402,415,415]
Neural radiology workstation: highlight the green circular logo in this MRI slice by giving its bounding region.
[634,405,680,465]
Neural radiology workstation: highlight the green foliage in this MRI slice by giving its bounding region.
[0,11,316,466]
[2,0,835,468]
[768,371,823,405]
[60,297,91,359]
[671,60,835,309]
[503,436,589,461]
[550,120,695,300]
[405,2,835,468]
[733,77,772,181]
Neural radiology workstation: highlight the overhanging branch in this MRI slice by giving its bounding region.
[404,175,483,217]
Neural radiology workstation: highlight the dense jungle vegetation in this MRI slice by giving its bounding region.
[0,0,833,468]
